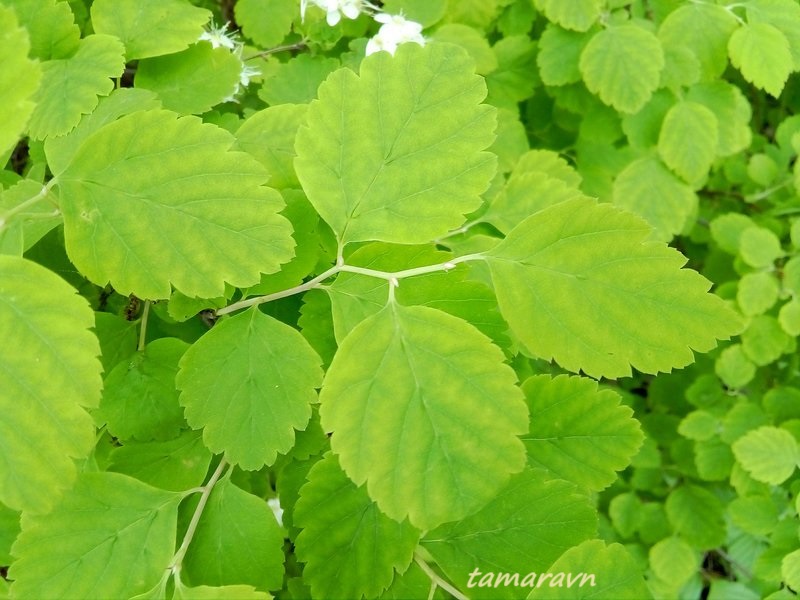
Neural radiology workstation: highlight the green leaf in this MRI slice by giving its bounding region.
[0,179,62,255]
[28,34,125,139]
[527,540,651,599]
[728,495,779,535]
[485,172,591,235]
[183,478,285,591]
[135,43,244,114]
[259,54,340,106]
[649,537,697,588]
[174,583,272,600]
[621,89,676,150]
[537,24,595,86]
[422,468,597,599]
[96,337,189,442]
[665,484,725,549]
[235,0,296,49]
[709,213,756,254]
[658,3,738,79]
[782,549,800,591]
[747,0,800,70]
[0,255,102,514]
[93,311,138,375]
[0,0,80,60]
[177,307,323,470]
[235,104,307,190]
[432,24,498,75]
[485,35,538,109]
[295,42,496,245]
[0,503,19,566]
[9,472,181,599]
[658,100,719,184]
[383,0,447,27]
[535,0,602,32]
[443,0,500,29]
[58,109,294,299]
[294,454,420,600]
[45,88,162,177]
[485,198,742,379]
[520,375,644,491]
[660,46,701,91]
[739,226,783,268]
[108,429,213,492]
[678,410,719,441]
[728,22,793,98]
[779,298,800,336]
[320,303,528,530]
[612,156,698,241]
[0,5,41,157]
[732,426,800,484]
[579,24,664,114]
[91,0,211,60]
[686,81,752,157]
[738,271,779,316]
[742,315,790,366]
[511,149,583,188]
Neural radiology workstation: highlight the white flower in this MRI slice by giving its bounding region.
[198,21,239,51]
[302,0,362,26]
[366,13,425,56]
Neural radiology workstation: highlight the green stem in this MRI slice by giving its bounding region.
[244,39,308,60]
[215,254,483,317]
[169,459,228,580]
[137,300,151,352]
[414,552,469,600]
[745,178,793,202]
[0,179,58,232]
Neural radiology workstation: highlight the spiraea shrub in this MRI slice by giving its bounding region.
[2,0,800,599]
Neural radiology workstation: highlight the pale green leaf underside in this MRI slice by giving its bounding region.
[59,109,295,299]
[0,256,101,514]
[28,34,125,140]
[183,479,285,591]
[579,24,664,114]
[612,156,698,241]
[0,6,41,157]
[320,303,528,530]
[732,426,800,485]
[728,22,793,98]
[91,0,211,60]
[486,198,742,379]
[177,308,323,470]
[135,43,243,114]
[9,472,181,600]
[521,375,644,490]
[527,540,651,599]
[658,100,719,184]
[295,42,497,245]
[422,468,597,599]
[294,454,420,600]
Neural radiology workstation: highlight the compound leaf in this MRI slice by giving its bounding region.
[422,467,597,599]
[320,303,528,530]
[485,198,742,379]
[0,5,41,157]
[521,375,644,491]
[58,109,295,299]
[177,308,323,470]
[91,0,211,60]
[658,100,719,184]
[579,24,664,114]
[0,256,101,514]
[294,454,420,600]
[728,22,792,98]
[96,337,189,442]
[295,42,497,245]
[612,156,698,241]
[183,478,284,591]
[28,34,125,139]
[527,540,651,599]
[9,472,181,600]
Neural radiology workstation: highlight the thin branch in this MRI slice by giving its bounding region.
[137,300,151,352]
[244,40,308,61]
[0,179,58,232]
